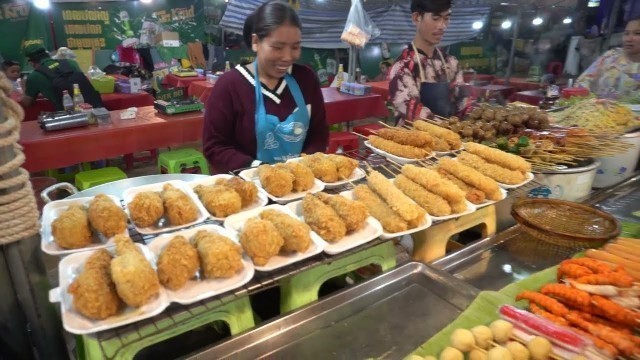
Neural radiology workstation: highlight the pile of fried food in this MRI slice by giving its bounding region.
[516,257,640,358]
[52,194,127,249]
[457,142,531,185]
[127,184,200,228]
[300,193,369,243]
[353,169,426,233]
[193,177,259,218]
[367,120,462,159]
[257,153,359,197]
[238,208,314,266]
[67,235,160,320]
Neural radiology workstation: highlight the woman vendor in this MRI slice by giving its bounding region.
[202,1,328,174]
[576,17,640,100]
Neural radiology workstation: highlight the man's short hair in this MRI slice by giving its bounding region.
[411,0,452,15]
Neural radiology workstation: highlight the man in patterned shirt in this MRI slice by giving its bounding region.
[388,0,471,124]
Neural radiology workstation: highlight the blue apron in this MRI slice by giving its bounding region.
[254,62,310,163]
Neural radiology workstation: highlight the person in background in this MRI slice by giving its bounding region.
[1,61,21,84]
[20,45,103,111]
[576,16,640,100]
[388,0,471,124]
[372,60,392,82]
[203,1,328,174]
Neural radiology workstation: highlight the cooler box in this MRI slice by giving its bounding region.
[90,76,115,94]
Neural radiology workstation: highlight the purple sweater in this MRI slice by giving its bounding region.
[203,63,329,174]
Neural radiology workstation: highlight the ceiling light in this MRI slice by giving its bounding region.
[140,0,152,3]
[532,17,543,26]
[472,21,484,30]
[563,17,572,24]
[501,20,512,29]
[33,0,50,9]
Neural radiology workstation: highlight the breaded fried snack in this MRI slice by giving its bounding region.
[277,162,315,192]
[368,135,429,159]
[157,235,200,290]
[394,175,452,217]
[260,209,311,253]
[257,164,294,197]
[301,194,346,243]
[52,205,93,249]
[326,154,359,180]
[161,184,200,225]
[300,153,339,183]
[128,191,164,228]
[87,194,127,238]
[366,170,426,224]
[194,184,242,217]
[353,185,408,233]
[315,192,368,233]
[239,218,284,266]
[215,177,258,207]
[111,235,160,307]
[68,249,121,320]
[458,152,526,185]
[193,230,243,278]
[464,142,531,173]
[438,157,502,201]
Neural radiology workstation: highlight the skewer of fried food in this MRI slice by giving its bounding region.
[350,131,369,140]
[377,121,393,128]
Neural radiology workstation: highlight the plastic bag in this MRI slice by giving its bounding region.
[341,0,380,48]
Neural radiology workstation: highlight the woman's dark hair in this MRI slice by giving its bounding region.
[242,1,302,49]
[411,0,452,15]
[1,60,19,72]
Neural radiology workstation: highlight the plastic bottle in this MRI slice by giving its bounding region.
[62,90,74,111]
[336,63,344,89]
[72,84,84,111]
[224,61,231,72]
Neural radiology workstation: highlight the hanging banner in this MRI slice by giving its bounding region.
[51,0,205,50]
[0,0,52,67]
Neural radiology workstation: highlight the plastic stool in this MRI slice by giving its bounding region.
[46,163,92,183]
[353,123,384,137]
[124,149,159,170]
[158,148,210,175]
[76,295,254,359]
[279,241,396,313]
[327,131,360,154]
[411,205,497,263]
[74,167,127,191]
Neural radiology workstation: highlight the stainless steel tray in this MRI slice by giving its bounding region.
[185,262,479,360]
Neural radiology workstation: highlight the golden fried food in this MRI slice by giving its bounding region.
[375,128,433,149]
[302,194,346,243]
[260,209,311,253]
[458,152,526,185]
[431,137,451,152]
[367,170,426,224]
[215,177,258,207]
[87,194,127,238]
[413,120,462,149]
[401,164,468,213]
[277,162,315,192]
[194,184,242,217]
[327,154,359,180]
[111,235,160,307]
[464,142,531,173]
[239,218,284,266]
[193,230,243,278]
[300,153,339,183]
[52,205,93,249]
[257,164,294,197]
[437,168,486,204]
[315,192,368,233]
[128,191,164,228]
[353,185,408,233]
[67,249,121,320]
[368,135,430,159]
[161,184,200,225]
[394,175,452,216]
[157,236,200,290]
[438,157,502,201]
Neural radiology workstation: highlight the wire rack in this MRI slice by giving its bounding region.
[89,147,543,358]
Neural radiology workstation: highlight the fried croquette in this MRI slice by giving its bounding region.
[157,236,200,290]
[128,191,164,228]
[239,218,284,266]
[315,192,368,233]
[353,185,409,233]
[464,142,531,173]
[413,120,462,150]
[436,168,486,204]
[301,194,346,242]
[394,175,452,217]
[431,137,451,152]
[327,154,359,180]
[67,249,121,320]
[300,153,339,183]
[161,184,200,225]
[368,135,430,159]
[87,194,127,238]
[401,164,467,210]
[52,205,93,249]
[192,230,243,278]
[438,157,502,201]
[194,184,242,217]
[457,152,526,185]
[366,170,426,224]
[277,162,315,192]
[257,164,294,197]
[215,177,258,207]
[375,128,434,149]
[259,209,311,253]
[110,235,160,307]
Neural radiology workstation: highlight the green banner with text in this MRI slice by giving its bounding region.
[0,0,52,67]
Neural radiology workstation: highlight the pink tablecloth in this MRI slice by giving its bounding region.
[187,81,214,103]
[163,74,205,89]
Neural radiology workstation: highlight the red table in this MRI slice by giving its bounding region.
[467,84,516,100]
[367,81,390,100]
[187,81,215,103]
[21,92,155,121]
[163,74,205,89]
[20,107,203,173]
[492,77,542,92]
[509,90,545,106]
[321,88,388,125]
[463,74,495,84]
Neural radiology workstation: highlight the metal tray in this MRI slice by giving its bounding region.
[185,262,478,360]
